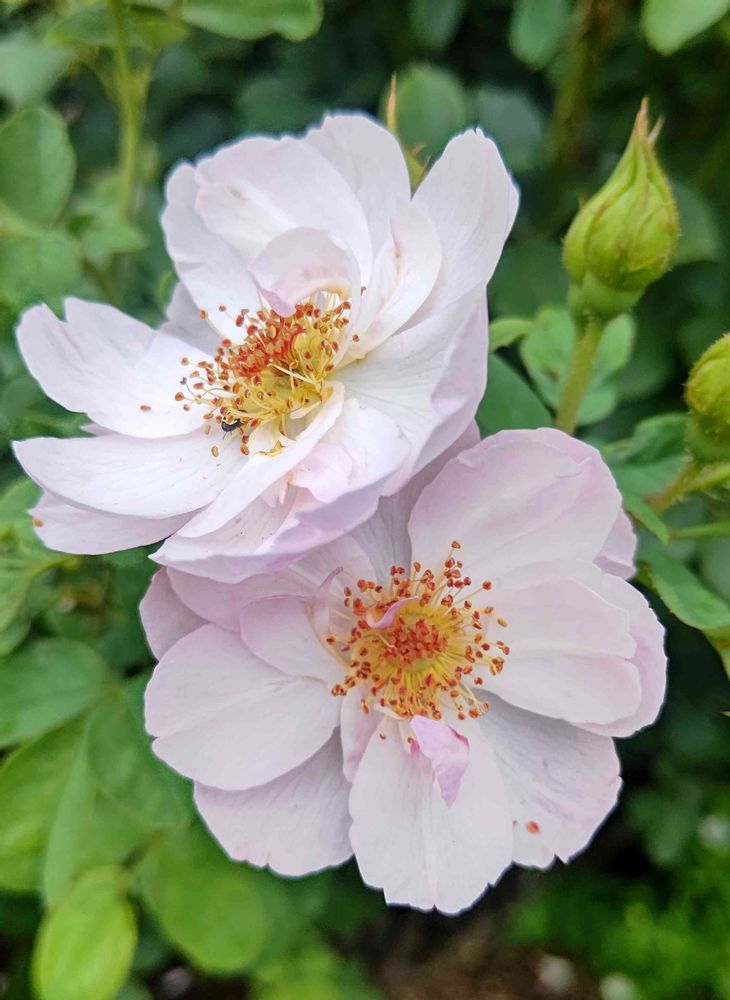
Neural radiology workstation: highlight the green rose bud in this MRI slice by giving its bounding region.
[563,99,679,322]
[685,332,730,463]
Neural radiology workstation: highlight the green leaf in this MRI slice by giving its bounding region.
[0,32,72,108]
[477,354,552,434]
[472,85,546,173]
[253,942,380,1000]
[38,716,152,908]
[640,547,730,631]
[114,981,154,1000]
[392,63,468,159]
[0,107,75,226]
[622,492,670,545]
[0,638,109,748]
[179,0,323,41]
[641,0,730,54]
[32,866,137,1000]
[672,181,721,265]
[489,316,534,352]
[519,307,635,425]
[602,413,688,497]
[0,232,83,311]
[139,823,267,974]
[0,476,40,527]
[86,679,192,831]
[0,720,85,892]
[509,0,572,69]
[408,0,465,50]
[49,8,188,51]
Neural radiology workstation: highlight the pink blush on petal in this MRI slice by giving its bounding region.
[411,715,469,806]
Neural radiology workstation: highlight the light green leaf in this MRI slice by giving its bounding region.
[0,32,72,108]
[392,63,468,159]
[179,0,323,41]
[472,85,546,173]
[640,547,730,631]
[33,866,137,1000]
[509,0,572,69]
[0,232,83,311]
[0,106,75,225]
[0,720,85,892]
[477,354,552,434]
[0,638,109,748]
[408,0,465,50]
[519,307,635,425]
[87,679,192,831]
[139,823,267,974]
[489,316,534,352]
[642,0,730,54]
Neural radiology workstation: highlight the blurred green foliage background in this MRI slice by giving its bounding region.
[1,0,730,998]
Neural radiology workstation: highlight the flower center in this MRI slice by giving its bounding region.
[175,295,351,455]
[327,542,510,722]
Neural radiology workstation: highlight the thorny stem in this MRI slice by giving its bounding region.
[554,315,605,434]
[107,0,144,219]
[649,459,730,514]
[550,0,629,169]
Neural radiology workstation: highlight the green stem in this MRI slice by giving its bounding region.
[670,519,730,540]
[107,0,141,220]
[648,461,701,513]
[647,459,730,514]
[554,316,605,434]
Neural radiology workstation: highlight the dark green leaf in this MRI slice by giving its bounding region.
[139,823,267,974]
[0,638,109,748]
[477,354,552,434]
[673,181,721,265]
[490,242,567,316]
[32,866,137,1000]
[0,107,75,225]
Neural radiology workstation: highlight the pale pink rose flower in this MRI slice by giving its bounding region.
[142,427,665,914]
[13,115,517,578]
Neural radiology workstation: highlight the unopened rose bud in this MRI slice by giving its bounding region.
[563,99,679,321]
[685,332,730,463]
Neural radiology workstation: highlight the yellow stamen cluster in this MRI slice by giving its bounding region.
[327,542,510,721]
[175,296,351,455]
